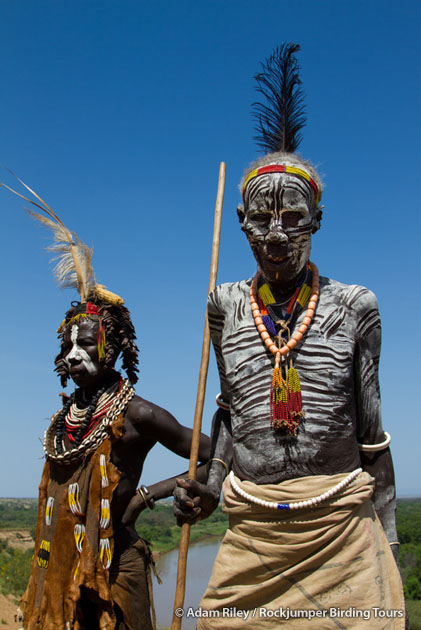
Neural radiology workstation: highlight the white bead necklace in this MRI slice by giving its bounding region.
[229,468,362,511]
[44,379,134,464]
[66,388,117,428]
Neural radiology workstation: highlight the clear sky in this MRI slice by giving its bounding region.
[0,0,420,497]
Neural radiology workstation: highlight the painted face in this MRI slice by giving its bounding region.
[62,319,104,387]
[241,172,315,291]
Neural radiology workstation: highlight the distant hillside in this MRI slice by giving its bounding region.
[0,499,38,539]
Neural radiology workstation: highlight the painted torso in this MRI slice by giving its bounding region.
[208,276,384,484]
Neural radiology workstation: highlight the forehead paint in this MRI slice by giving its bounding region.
[246,173,313,212]
[64,325,99,376]
[242,163,320,204]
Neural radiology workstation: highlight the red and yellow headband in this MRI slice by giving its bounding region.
[57,302,106,361]
[242,164,321,205]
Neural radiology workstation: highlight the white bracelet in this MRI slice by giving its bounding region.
[358,431,391,452]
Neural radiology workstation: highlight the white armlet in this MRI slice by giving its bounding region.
[358,431,391,452]
[216,393,230,411]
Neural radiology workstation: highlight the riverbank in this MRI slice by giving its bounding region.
[135,502,228,554]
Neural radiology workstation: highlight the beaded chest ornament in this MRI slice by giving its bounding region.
[250,261,319,436]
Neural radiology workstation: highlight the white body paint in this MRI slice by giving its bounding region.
[65,325,99,375]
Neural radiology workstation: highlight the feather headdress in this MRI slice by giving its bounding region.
[1,168,139,385]
[243,45,323,436]
[253,43,306,154]
[1,167,123,305]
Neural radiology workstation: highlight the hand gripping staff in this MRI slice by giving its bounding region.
[172,162,226,630]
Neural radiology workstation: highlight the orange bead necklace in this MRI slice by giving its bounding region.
[249,261,319,434]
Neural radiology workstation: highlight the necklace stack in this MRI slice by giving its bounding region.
[44,378,135,465]
[65,386,119,442]
[250,261,319,435]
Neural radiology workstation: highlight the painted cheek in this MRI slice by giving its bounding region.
[64,345,79,368]
[64,325,99,376]
[64,325,81,368]
[243,221,267,242]
[64,345,99,375]
[79,350,99,375]
[290,236,312,268]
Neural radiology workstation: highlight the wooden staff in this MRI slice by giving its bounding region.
[171,162,226,630]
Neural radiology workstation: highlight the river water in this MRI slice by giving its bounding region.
[153,537,222,630]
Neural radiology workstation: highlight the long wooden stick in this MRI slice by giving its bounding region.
[171,162,226,630]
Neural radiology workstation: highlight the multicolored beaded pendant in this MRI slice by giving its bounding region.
[250,262,319,436]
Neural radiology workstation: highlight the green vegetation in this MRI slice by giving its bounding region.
[0,499,38,540]
[0,539,33,598]
[135,502,228,552]
[406,601,421,630]
[397,498,421,601]
[0,499,38,596]
[0,496,420,627]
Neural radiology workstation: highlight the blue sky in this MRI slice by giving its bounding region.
[0,0,420,496]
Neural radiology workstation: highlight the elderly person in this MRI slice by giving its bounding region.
[175,45,405,629]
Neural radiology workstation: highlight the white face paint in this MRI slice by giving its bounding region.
[64,324,99,376]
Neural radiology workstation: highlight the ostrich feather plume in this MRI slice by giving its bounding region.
[28,210,95,301]
[253,43,306,154]
[1,167,95,302]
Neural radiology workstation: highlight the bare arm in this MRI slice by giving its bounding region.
[120,398,211,525]
[174,407,233,524]
[174,288,233,524]
[354,289,398,562]
[121,464,209,526]
[138,400,211,462]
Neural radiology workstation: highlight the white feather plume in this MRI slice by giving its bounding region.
[28,211,95,301]
[1,167,96,302]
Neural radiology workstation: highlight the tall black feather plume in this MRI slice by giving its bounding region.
[253,43,306,154]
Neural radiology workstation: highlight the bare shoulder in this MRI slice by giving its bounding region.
[208,279,251,316]
[121,392,196,455]
[125,394,167,425]
[321,276,379,316]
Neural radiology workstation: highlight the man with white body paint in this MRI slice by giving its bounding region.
[174,44,406,629]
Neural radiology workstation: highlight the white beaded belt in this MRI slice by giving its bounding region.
[229,468,362,511]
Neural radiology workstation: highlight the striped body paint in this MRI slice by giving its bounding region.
[240,171,315,292]
[208,276,384,484]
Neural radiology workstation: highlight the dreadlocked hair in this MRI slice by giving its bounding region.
[55,298,139,387]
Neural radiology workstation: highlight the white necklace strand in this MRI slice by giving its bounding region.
[229,468,362,511]
[44,379,134,464]
[66,388,117,427]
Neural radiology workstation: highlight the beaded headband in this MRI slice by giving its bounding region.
[57,301,107,361]
[242,164,320,205]
[58,301,101,331]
